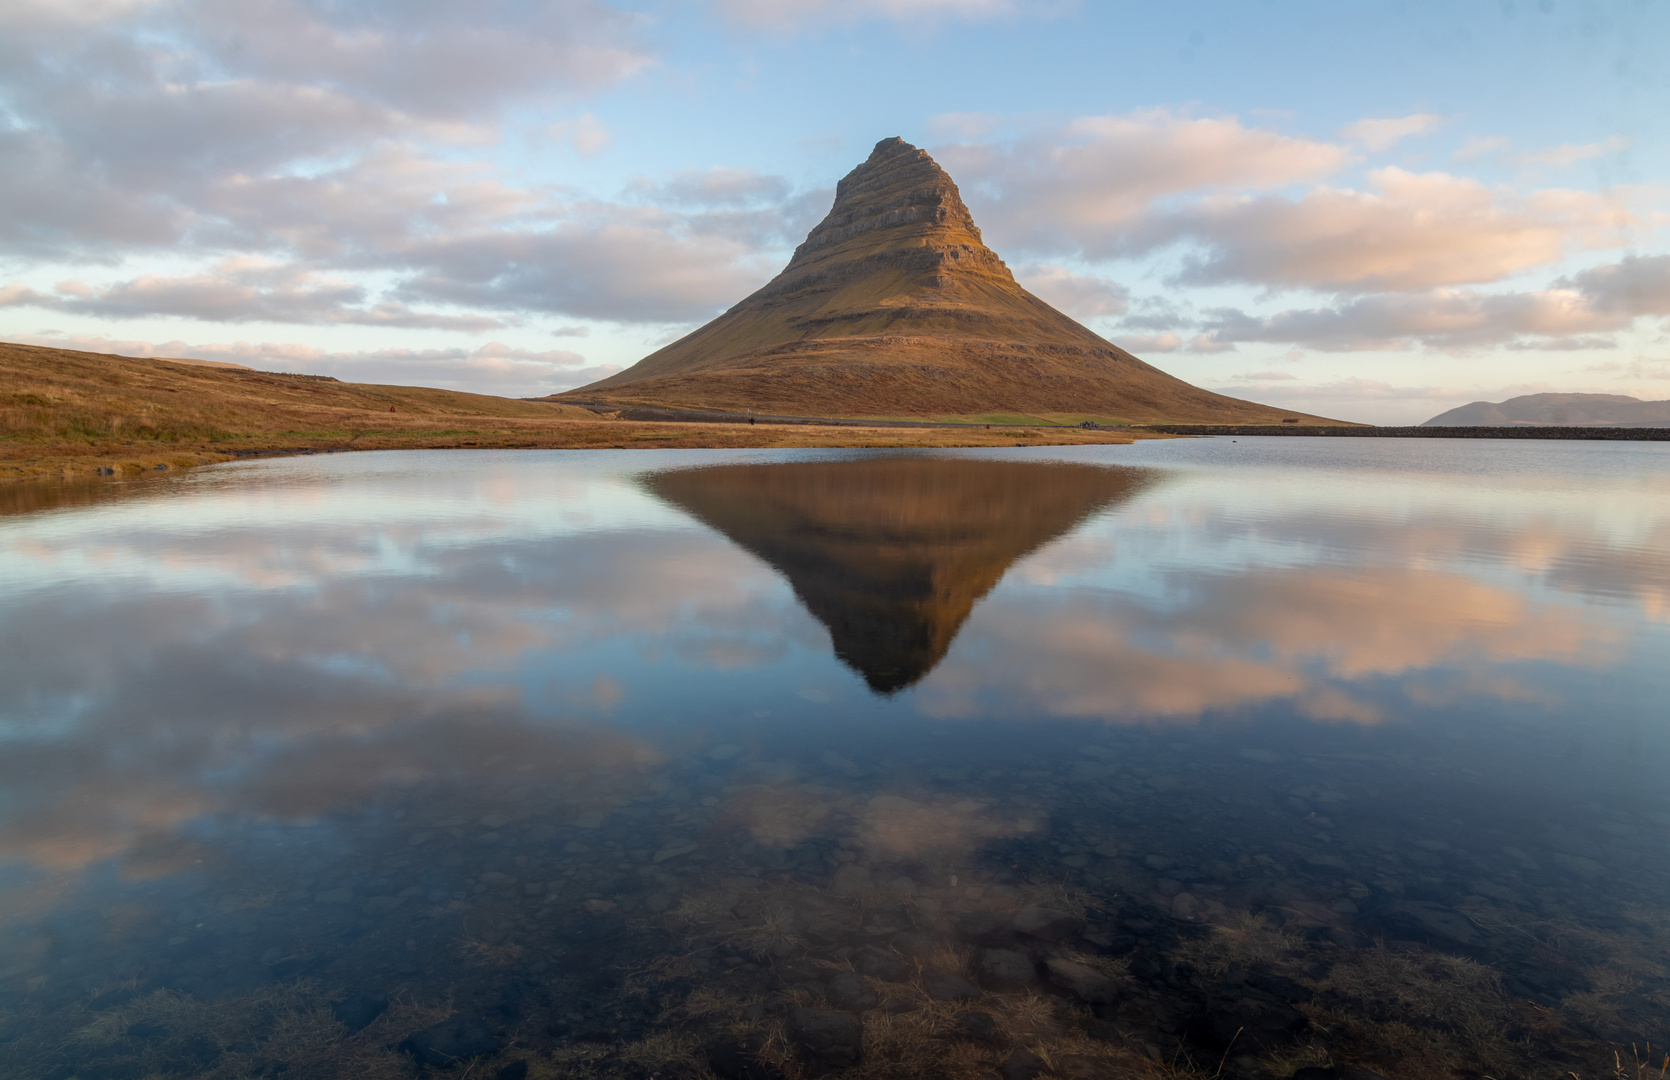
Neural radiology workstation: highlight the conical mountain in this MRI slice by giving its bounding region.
[642,458,1150,693]
[566,137,1333,423]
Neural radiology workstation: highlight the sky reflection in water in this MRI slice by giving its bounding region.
[0,440,1667,1079]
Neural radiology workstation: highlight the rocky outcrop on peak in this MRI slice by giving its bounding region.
[562,137,1340,423]
[785,136,992,265]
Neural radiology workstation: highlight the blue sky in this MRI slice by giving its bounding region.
[1,0,1665,422]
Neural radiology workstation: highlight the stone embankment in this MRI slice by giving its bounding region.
[1140,424,1670,440]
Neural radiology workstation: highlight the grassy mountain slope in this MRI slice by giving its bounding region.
[563,138,1345,425]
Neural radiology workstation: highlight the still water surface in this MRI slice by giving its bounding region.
[1,439,1667,1080]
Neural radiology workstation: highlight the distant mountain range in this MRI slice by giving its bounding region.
[1422,393,1670,427]
[558,138,1341,425]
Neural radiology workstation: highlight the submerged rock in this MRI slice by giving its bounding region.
[974,948,1038,991]
[707,1037,785,1080]
[1379,901,1480,946]
[890,930,941,956]
[789,1008,863,1066]
[400,1013,497,1067]
[825,970,879,1012]
[1001,1047,1045,1080]
[830,864,874,896]
[1194,996,1309,1051]
[854,944,911,982]
[1044,958,1118,1004]
[331,992,388,1033]
[1012,906,1084,942]
[922,968,981,1001]
[953,907,1011,945]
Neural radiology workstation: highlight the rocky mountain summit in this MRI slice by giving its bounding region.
[563,138,1334,423]
[1423,392,1670,427]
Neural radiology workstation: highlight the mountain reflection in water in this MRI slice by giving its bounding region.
[0,442,1666,1080]
[643,458,1149,692]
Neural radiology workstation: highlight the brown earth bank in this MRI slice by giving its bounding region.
[557,138,1351,427]
[0,341,1152,484]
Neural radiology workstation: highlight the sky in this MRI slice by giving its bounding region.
[1,0,1666,424]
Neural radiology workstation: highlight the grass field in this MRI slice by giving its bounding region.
[851,412,1199,427]
[0,342,1155,484]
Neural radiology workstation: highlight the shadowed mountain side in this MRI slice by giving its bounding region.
[564,138,1341,424]
[642,458,1151,692]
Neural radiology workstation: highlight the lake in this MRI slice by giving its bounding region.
[1,438,1667,1080]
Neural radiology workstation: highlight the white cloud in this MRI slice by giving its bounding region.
[1,7,1664,384]
[9,332,610,396]
[636,167,794,208]
[1196,287,1627,353]
[939,115,1651,302]
[1341,113,1443,152]
[173,0,651,120]
[935,109,1349,257]
[1202,376,1486,425]
[0,0,755,333]
[1514,136,1632,167]
[1584,358,1670,383]
[1013,264,1128,319]
[1562,254,1670,315]
[1161,252,1670,356]
[390,215,780,323]
[925,112,1003,140]
[0,136,796,326]
[0,0,651,241]
[1454,135,1511,162]
[1112,332,1233,355]
[1,260,507,330]
[1160,168,1638,292]
[713,0,1062,31]
[550,113,613,157]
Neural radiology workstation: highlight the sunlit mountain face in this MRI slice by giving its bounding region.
[1,441,1667,1079]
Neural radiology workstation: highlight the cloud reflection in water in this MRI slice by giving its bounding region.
[0,445,1663,896]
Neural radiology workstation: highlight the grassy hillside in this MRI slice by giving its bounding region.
[0,341,1151,483]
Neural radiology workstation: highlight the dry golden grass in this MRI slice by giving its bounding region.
[636,878,1225,1080]
[458,934,526,967]
[647,974,1203,1080]
[1016,879,1098,920]
[565,342,1350,425]
[0,340,1151,484]
[1174,913,1303,977]
[1458,897,1670,1042]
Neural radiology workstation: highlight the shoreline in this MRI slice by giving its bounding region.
[1137,423,1670,440]
[0,419,1152,486]
[9,419,1667,488]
